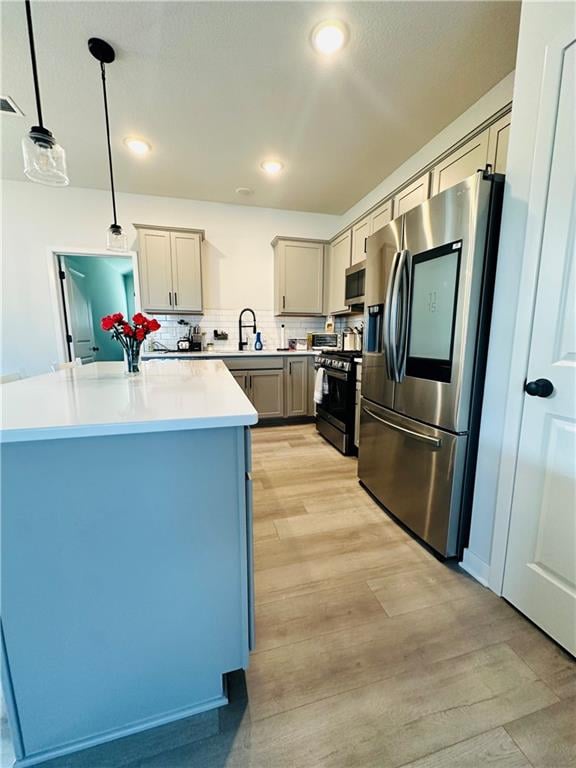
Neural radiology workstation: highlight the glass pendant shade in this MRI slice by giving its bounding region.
[22,128,69,186]
[107,223,127,252]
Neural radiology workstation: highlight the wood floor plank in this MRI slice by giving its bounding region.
[505,697,576,768]
[505,626,576,700]
[367,562,482,616]
[273,506,398,539]
[254,539,425,603]
[396,727,532,768]
[254,580,387,652]
[137,645,558,768]
[246,591,541,721]
[254,521,408,571]
[252,518,278,541]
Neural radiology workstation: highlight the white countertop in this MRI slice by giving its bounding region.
[1,360,258,444]
[142,349,317,358]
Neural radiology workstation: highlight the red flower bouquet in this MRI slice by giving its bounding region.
[100,312,161,374]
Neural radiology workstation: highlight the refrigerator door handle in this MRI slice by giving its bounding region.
[390,249,409,382]
[396,250,410,380]
[362,407,442,448]
[383,251,400,379]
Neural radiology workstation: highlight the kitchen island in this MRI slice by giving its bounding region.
[0,361,257,767]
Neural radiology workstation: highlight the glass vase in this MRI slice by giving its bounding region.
[124,344,141,375]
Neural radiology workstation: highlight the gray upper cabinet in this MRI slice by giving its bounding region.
[370,199,393,234]
[351,216,370,264]
[326,230,352,315]
[394,172,431,215]
[135,225,204,314]
[273,238,325,316]
[169,231,203,312]
[431,131,489,195]
[285,356,308,417]
[487,113,511,174]
[136,229,173,312]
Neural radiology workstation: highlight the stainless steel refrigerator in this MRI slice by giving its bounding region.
[358,171,504,558]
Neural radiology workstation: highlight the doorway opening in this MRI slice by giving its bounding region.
[57,253,136,363]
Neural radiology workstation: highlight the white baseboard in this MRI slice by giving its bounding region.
[460,549,491,588]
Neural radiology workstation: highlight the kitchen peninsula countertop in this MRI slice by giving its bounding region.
[1,359,258,443]
[142,348,318,359]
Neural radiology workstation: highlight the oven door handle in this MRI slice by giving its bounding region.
[321,367,348,382]
[362,407,441,448]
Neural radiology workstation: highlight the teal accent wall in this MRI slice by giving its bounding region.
[64,256,133,362]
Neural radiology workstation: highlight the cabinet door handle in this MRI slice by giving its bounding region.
[283,295,286,309]
[174,292,178,306]
[169,291,172,306]
[289,362,292,375]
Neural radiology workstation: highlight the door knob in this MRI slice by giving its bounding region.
[524,378,554,397]
[91,346,100,352]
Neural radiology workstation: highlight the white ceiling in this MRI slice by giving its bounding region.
[1,1,520,214]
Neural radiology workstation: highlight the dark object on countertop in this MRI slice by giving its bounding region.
[214,330,228,340]
[238,308,257,351]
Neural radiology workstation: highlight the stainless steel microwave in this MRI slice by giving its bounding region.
[345,260,366,306]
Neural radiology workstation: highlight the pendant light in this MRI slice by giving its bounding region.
[21,0,69,186]
[88,37,126,252]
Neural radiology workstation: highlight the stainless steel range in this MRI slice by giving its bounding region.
[358,170,504,558]
[315,350,359,456]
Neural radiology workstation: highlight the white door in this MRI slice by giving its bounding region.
[503,31,576,655]
[63,266,96,363]
[170,231,202,312]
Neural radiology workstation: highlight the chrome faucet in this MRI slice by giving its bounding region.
[238,308,257,351]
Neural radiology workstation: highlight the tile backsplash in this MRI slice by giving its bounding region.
[147,309,327,352]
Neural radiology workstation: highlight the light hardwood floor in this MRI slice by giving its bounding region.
[41,424,576,768]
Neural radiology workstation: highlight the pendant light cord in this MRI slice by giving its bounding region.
[24,0,44,127]
[99,61,118,227]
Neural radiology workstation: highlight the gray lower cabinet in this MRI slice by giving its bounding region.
[225,356,314,421]
[228,365,284,419]
[249,370,284,418]
[232,371,250,397]
[286,356,308,417]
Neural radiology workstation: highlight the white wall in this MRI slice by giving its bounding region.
[1,182,339,376]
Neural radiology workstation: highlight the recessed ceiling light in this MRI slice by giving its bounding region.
[124,137,151,155]
[311,20,348,55]
[260,160,284,175]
